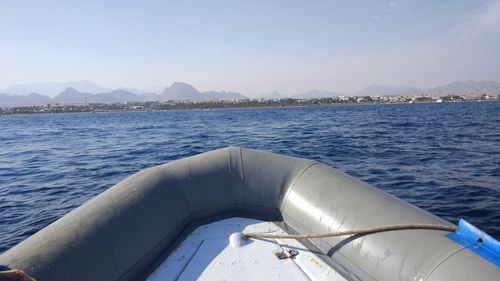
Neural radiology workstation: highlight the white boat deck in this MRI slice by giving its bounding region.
[147,217,346,281]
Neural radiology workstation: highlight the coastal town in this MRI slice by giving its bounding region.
[0,93,498,115]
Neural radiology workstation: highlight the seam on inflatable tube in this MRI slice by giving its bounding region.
[158,167,193,214]
[279,161,319,211]
[422,247,467,281]
[117,216,192,281]
[228,148,233,205]
[239,147,246,205]
[228,147,244,206]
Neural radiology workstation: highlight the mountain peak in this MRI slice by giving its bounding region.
[60,87,80,94]
[160,82,202,100]
[170,81,192,87]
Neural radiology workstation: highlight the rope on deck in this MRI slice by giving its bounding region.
[243,223,457,239]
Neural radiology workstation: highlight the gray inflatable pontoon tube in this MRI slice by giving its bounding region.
[0,147,498,280]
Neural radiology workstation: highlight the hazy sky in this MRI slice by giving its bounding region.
[1,0,500,96]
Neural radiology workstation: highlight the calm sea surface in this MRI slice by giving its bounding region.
[1,102,499,252]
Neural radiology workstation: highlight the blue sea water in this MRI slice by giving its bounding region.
[1,101,499,253]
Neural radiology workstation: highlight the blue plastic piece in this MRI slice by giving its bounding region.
[0,264,10,271]
[447,219,500,267]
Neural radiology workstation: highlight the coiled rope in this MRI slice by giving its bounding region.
[243,223,457,239]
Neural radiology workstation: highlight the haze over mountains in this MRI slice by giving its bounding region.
[1,80,500,106]
[355,85,425,96]
[258,91,288,100]
[2,80,112,97]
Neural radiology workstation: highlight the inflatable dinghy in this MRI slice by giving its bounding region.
[1,147,498,280]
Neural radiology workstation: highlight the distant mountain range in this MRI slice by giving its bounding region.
[0,93,53,105]
[0,82,249,106]
[1,80,500,106]
[1,80,111,97]
[355,81,500,97]
[425,81,500,96]
[292,89,340,99]
[160,82,246,101]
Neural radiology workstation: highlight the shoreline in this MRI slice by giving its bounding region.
[0,99,498,116]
